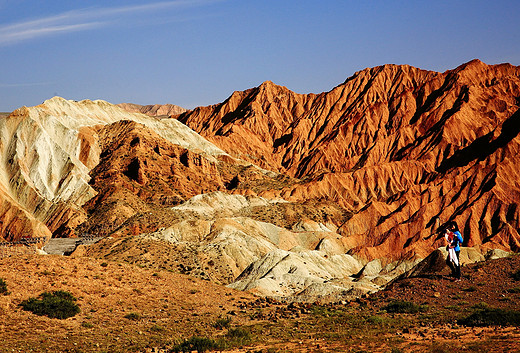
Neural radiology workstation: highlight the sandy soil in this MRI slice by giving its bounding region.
[0,253,258,353]
[0,251,519,353]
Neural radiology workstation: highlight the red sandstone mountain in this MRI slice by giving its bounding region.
[174,59,520,260]
[1,60,520,300]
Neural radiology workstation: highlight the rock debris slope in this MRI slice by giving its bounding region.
[1,59,520,301]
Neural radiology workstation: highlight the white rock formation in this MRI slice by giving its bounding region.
[144,191,383,301]
[228,249,366,300]
[0,97,228,240]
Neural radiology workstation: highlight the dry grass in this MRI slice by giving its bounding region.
[0,254,257,352]
[1,252,520,353]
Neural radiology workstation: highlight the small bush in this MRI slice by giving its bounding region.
[462,286,477,292]
[170,326,253,352]
[512,269,520,281]
[149,324,165,332]
[20,290,80,319]
[213,316,232,330]
[472,302,489,310]
[367,315,391,326]
[226,326,251,344]
[170,336,218,353]
[383,300,428,314]
[458,307,520,327]
[445,305,461,311]
[310,305,343,317]
[0,278,8,295]
[124,312,141,321]
[210,326,253,350]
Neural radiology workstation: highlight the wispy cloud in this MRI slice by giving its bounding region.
[0,0,221,46]
[0,81,54,88]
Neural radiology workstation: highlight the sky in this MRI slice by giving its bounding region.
[0,0,519,112]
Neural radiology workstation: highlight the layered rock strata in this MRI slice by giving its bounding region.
[1,60,519,301]
[175,60,520,261]
[0,97,225,240]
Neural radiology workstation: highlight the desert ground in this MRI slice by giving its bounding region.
[1,248,518,353]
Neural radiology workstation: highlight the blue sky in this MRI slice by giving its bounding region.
[1,0,519,112]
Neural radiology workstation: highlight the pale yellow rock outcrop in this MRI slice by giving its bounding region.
[0,97,228,240]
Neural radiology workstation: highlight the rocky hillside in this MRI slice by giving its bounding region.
[176,59,520,261]
[1,60,519,301]
[0,97,226,241]
[117,102,186,117]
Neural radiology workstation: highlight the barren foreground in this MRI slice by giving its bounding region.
[1,252,519,352]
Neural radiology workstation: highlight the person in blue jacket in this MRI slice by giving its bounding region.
[444,221,463,281]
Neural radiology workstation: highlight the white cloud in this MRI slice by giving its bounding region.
[0,81,54,88]
[0,0,221,46]
[0,22,104,45]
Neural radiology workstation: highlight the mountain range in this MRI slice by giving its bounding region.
[1,59,519,301]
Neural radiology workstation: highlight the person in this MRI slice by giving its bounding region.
[444,221,463,281]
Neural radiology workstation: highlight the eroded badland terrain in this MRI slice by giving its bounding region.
[1,59,520,352]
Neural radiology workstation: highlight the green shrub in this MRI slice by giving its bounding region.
[170,336,218,353]
[169,326,252,352]
[149,324,164,332]
[471,302,489,309]
[445,305,460,311]
[204,326,253,351]
[512,269,520,281]
[367,315,390,326]
[458,307,520,327]
[124,312,141,321]
[382,300,428,314]
[310,305,343,317]
[225,326,251,345]
[462,286,477,292]
[0,278,8,295]
[20,290,80,319]
[213,316,232,330]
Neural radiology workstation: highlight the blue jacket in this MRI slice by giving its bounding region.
[451,231,463,251]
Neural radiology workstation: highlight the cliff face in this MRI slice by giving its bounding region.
[176,60,520,260]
